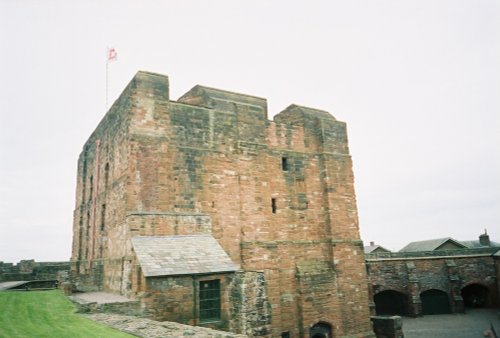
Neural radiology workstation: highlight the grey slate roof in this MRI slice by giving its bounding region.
[460,240,500,248]
[131,235,238,277]
[399,237,467,252]
[364,244,391,254]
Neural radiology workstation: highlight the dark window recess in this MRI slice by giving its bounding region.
[199,279,221,322]
[78,213,84,260]
[89,175,94,200]
[86,211,91,231]
[85,211,91,259]
[282,157,289,171]
[100,204,106,231]
[271,198,277,214]
[81,158,88,205]
[281,332,291,338]
[104,163,110,187]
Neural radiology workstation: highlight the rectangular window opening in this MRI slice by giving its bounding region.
[281,332,291,338]
[89,175,94,200]
[281,157,289,171]
[104,163,110,187]
[199,279,221,323]
[271,198,277,214]
[100,204,106,231]
[85,211,91,259]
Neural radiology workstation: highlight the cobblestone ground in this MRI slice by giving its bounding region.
[86,313,248,338]
[403,308,500,338]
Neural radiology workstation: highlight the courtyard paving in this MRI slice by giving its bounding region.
[69,291,131,304]
[402,308,500,338]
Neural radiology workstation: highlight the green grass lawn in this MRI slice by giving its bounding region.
[0,290,134,338]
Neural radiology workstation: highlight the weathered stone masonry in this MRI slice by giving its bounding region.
[0,260,70,282]
[366,248,499,317]
[71,71,374,337]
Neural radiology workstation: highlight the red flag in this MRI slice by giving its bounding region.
[107,47,118,62]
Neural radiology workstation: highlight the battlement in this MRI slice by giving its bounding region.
[275,104,336,123]
[178,84,268,115]
[132,71,170,100]
[127,71,338,124]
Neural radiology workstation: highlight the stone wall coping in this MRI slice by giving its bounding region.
[366,247,498,260]
[366,253,493,262]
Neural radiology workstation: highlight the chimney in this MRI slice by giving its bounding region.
[370,241,375,246]
[479,229,490,247]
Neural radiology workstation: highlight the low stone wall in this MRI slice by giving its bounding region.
[73,299,143,316]
[86,313,249,338]
[0,260,70,282]
[366,248,500,317]
[69,291,144,317]
[366,247,498,260]
[371,316,404,338]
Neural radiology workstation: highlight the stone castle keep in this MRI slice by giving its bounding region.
[71,71,374,337]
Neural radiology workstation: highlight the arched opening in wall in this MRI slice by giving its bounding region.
[420,289,451,315]
[374,290,408,316]
[462,283,489,308]
[310,322,332,338]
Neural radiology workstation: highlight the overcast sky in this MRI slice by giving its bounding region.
[1,1,498,263]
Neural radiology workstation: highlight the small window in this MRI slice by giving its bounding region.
[86,211,91,231]
[281,332,291,338]
[89,175,94,200]
[100,204,106,231]
[85,211,91,259]
[199,279,221,322]
[281,157,289,171]
[271,198,277,214]
[104,163,110,187]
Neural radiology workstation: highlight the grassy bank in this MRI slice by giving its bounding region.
[0,290,133,338]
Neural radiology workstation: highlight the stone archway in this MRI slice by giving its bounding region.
[374,290,408,316]
[310,322,332,338]
[462,283,489,308]
[420,289,451,315]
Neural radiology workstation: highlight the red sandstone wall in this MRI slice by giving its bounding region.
[71,81,133,288]
[73,72,374,337]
